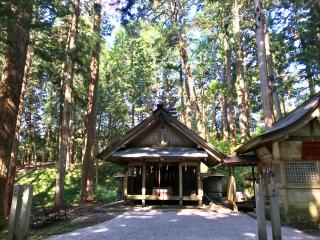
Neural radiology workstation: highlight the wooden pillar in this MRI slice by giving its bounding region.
[252,165,256,198]
[255,182,267,240]
[8,185,24,240]
[8,185,33,240]
[227,166,237,211]
[269,182,282,239]
[197,162,203,206]
[142,163,146,206]
[19,185,33,239]
[179,162,183,205]
[123,168,128,201]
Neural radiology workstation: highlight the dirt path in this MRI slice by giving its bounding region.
[48,207,320,240]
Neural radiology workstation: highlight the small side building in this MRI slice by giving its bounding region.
[97,103,226,206]
[237,93,320,225]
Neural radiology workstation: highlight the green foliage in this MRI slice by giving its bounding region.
[16,162,122,207]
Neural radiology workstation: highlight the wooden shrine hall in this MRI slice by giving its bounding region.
[97,103,226,206]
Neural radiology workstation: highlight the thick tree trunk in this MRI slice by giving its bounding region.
[232,0,250,142]
[254,0,274,129]
[4,42,32,216]
[55,0,80,207]
[264,29,281,121]
[0,1,32,226]
[223,25,237,144]
[80,0,101,201]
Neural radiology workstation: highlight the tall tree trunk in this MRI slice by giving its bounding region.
[179,29,205,137]
[223,24,237,144]
[69,104,75,165]
[264,29,282,121]
[305,62,316,96]
[254,0,274,129]
[95,112,102,186]
[211,103,218,139]
[4,41,32,216]
[178,33,192,129]
[232,0,250,142]
[0,1,32,226]
[80,0,101,201]
[55,0,80,207]
[131,104,135,127]
[221,92,228,141]
[199,81,208,140]
[179,63,186,124]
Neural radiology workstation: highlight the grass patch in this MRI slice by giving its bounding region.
[16,161,122,207]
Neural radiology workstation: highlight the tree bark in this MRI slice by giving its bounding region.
[254,0,274,129]
[232,0,250,142]
[0,1,32,226]
[3,41,32,216]
[80,0,101,201]
[223,24,237,144]
[264,29,281,121]
[55,0,80,207]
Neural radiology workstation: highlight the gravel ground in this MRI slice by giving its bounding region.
[49,207,320,240]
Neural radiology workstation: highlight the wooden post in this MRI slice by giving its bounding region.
[252,166,256,198]
[123,170,128,202]
[18,185,33,240]
[8,185,24,240]
[268,183,282,240]
[197,163,203,206]
[142,163,146,206]
[227,167,236,201]
[179,162,183,205]
[255,183,267,240]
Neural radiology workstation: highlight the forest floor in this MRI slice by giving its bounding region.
[27,202,131,240]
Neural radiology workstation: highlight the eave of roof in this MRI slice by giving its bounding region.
[237,92,320,154]
[111,147,208,158]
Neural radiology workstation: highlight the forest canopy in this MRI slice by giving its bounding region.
[0,0,319,227]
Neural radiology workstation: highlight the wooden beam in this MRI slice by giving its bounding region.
[126,195,200,201]
[287,136,320,141]
[142,163,146,206]
[179,162,183,205]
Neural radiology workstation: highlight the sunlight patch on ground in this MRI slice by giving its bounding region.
[92,227,109,233]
